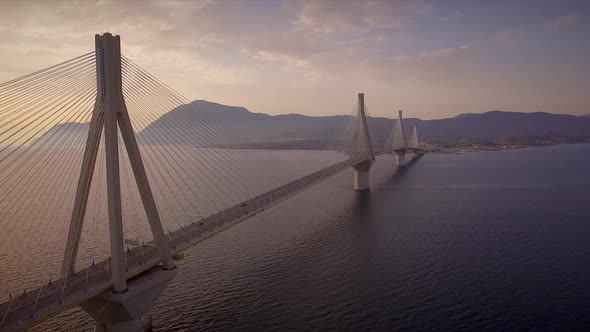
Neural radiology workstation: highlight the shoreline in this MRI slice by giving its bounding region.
[430,141,590,154]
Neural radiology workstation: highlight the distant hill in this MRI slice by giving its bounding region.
[35,101,590,149]
[138,100,590,147]
[403,110,590,144]
[32,122,89,146]
[136,100,394,147]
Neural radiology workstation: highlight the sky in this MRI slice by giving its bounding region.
[0,0,588,120]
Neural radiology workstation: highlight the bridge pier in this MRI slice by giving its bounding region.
[80,267,177,332]
[395,151,406,167]
[410,150,423,158]
[353,161,373,191]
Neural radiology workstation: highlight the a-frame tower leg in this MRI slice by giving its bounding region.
[61,111,104,277]
[117,111,174,270]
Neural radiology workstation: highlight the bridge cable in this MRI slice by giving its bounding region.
[121,57,303,181]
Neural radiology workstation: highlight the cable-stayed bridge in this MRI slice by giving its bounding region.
[0,33,422,332]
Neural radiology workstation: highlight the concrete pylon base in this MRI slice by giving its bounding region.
[395,152,406,167]
[353,160,373,191]
[80,267,178,332]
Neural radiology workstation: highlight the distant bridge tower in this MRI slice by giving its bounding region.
[61,33,177,332]
[408,125,422,156]
[392,110,408,166]
[351,93,375,190]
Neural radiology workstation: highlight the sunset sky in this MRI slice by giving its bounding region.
[0,0,588,119]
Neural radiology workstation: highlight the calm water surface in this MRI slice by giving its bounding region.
[42,144,590,331]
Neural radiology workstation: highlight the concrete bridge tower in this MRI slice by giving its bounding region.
[392,110,408,166]
[61,33,177,332]
[351,93,375,190]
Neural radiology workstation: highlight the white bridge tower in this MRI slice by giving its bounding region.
[351,93,375,190]
[61,33,177,332]
[392,110,408,166]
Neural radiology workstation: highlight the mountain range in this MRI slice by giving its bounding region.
[35,100,590,149]
[139,100,590,147]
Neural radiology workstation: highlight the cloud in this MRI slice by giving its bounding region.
[545,14,576,31]
[0,0,435,85]
[392,45,471,64]
[6,1,585,119]
[288,0,431,33]
[0,1,259,85]
[0,0,482,117]
[440,10,461,22]
[363,45,474,86]
[496,29,526,46]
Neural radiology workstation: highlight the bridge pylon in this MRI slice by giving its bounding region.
[392,110,408,166]
[408,125,423,156]
[60,33,176,332]
[351,93,375,190]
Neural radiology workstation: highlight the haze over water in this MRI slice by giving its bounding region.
[35,143,590,331]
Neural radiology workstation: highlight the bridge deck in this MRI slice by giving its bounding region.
[0,154,383,331]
